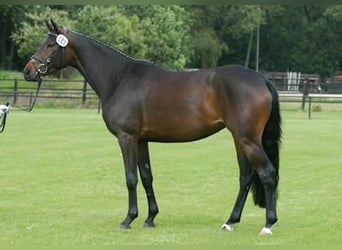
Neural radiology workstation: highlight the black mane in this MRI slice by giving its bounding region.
[71,29,154,66]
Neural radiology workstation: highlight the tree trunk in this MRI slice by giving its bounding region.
[0,19,8,68]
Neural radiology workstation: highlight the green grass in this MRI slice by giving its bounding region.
[0,108,341,246]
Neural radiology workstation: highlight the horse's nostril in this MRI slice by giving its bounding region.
[23,67,30,75]
[23,67,33,78]
[23,66,34,80]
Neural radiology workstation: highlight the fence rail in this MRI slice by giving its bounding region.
[1,74,342,114]
[264,71,342,94]
[0,78,99,108]
[307,94,342,119]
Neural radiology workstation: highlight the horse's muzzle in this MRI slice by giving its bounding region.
[23,63,40,81]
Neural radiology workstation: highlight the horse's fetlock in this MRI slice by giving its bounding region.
[129,211,138,220]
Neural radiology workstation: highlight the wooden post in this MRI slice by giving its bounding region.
[301,80,308,111]
[13,77,18,104]
[308,96,312,119]
[97,100,101,114]
[82,80,87,105]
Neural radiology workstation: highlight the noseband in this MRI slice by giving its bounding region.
[31,32,68,76]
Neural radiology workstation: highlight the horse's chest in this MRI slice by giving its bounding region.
[102,98,143,135]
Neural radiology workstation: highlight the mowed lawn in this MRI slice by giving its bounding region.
[0,107,341,245]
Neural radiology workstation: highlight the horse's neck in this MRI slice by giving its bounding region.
[71,32,130,101]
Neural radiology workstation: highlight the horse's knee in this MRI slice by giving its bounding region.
[126,172,138,190]
[141,174,153,188]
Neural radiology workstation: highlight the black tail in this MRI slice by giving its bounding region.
[251,80,282,208]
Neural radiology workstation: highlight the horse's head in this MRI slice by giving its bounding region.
[23,19,73,81]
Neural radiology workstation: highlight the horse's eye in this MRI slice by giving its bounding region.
[47,43,55,48]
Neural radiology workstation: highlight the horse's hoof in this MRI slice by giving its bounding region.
[119,223,131,229]
[259,227,272,235]
[143,221,155,228]
[221,223,233,232]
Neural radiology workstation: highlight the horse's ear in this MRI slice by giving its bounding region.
[50,19,60,34]
[45,20,53,32]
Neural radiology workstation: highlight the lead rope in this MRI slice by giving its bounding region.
[27,78,42,112]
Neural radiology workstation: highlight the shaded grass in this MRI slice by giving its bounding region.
[0,108,341,245]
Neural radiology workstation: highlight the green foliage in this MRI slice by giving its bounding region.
[289,6,339,77]
[325,5,342,21]
[11,5,192,70]
[76,6,149,60]
[189,5,264,68]
[5,5,342,74]
[261,6,342,77]
[140,5,192,69]
[0,6,28,69]
[192,29,226,68]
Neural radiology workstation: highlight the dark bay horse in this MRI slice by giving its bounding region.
[23,20,281,235]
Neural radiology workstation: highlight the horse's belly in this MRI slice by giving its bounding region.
[140,118,224,142]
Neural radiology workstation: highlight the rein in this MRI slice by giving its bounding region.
[27,78,42,112]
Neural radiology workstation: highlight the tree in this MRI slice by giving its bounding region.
[260,5,341,77]
[12,5,193,70]
[9,5,342,76]
[325,5,342,21]
[138,5,192,69]
[75,6,149,61]
[324,6,342,73]
[0,6,27,70]
[188,5,264,68]
[119,5,194,69]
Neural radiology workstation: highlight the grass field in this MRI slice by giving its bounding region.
[0,106,341,246]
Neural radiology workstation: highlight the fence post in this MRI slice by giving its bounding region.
[82,80,87,105]
[97,100,101,114]
[301,80,308,111]
[13,77,18,104]
[308,96,312,119]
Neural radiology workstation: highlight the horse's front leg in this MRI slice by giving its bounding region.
[118,133,139,229]
[137,141,159,227]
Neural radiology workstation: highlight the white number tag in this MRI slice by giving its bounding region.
[56,34,69,47]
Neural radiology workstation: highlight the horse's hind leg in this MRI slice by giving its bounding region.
[138,141,159,227]
[222,145,254,231]
[239,137,278,234]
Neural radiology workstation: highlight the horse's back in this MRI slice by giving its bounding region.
[213,65,270,91]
